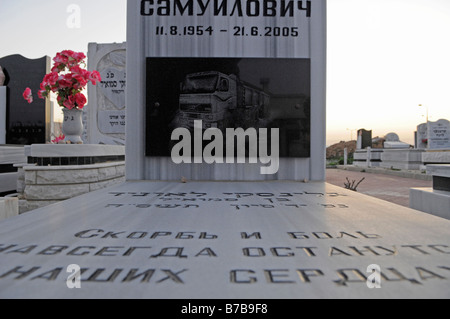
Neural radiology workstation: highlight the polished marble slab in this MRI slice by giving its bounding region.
[0,181,449,299]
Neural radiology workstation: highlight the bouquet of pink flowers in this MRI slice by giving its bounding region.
[23,50,101,110]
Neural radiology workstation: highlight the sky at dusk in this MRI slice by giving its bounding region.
[1,0,449,146]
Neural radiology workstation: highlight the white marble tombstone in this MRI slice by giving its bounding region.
[84,42,127,145]
[427,119,450,150]
[126,0,326,182]
[384,132,410,149]
[416,123,428,149]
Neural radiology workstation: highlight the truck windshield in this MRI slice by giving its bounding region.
[181,74,219,93]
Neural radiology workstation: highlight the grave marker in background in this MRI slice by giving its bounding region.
[356,129,372,149]
[416,123,428,149]
[84,43,127,145]
[427,119,450,150]
[383,132,410,149]
[0,55,51,145]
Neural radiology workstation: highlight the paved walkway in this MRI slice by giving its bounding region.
[326,168,432,208]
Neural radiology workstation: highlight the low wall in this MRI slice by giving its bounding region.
[380,149,424,170]
[353,148,383,167]
[422,150,450,164]
[21,161,125,212]
[0,145,27,196]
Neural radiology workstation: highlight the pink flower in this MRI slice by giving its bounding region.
[57,75,72,89]
[75,93,87,109]
[38,90,48,99]
[70,65,83,75]
[61,50,75,58]
[72,51,86,63]
[71,73,88,90]
[63,95,76,110]
[52,134,65,144]
[89,70,102,85]
[53,50,86,72]
[53,52,69,65]
[42,72,59,88]
[35,50,100,111]
[23,88,33,104]
[70,66,91,83]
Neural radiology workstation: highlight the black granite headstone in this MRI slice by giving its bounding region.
[0,55,50,145]
[358,129,372,149]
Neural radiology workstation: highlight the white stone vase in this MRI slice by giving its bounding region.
[62,108,84,144]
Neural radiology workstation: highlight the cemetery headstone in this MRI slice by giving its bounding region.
[0,55,51,145]
[427,119,450,150]
[1,0,449,301]
[356,129,372,149]
[84,43,127,145]
[416,123,428,149]
[384,132,410,149]
[127,0,326,181]
[385,132,399,142]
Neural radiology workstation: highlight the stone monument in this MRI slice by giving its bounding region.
[416,123,428,149]
[84,43,127,145]
[128,1,324,182]
[356,129,372,149]
[422,119,450,165]
[0,0,449,300]
[380,132,424,170]
[0,55,51,145]
[427,119,450,150]
[383,132,410,149]
[354,128,382,167]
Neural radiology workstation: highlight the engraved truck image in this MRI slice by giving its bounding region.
[173,71,270,131]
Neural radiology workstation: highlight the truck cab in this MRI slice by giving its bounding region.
[177,71,238,131]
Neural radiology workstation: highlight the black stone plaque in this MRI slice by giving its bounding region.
[145,58,311,158]
[433,176,450,192]
[0,55,50,145]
